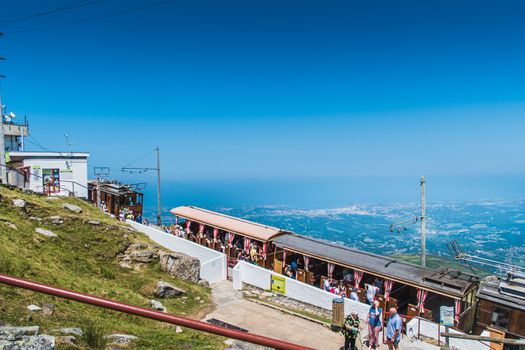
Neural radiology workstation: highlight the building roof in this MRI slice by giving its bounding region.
[87,181,142,196]
[170,206,290,242]
[7,151,89,161]
[477,278,525,312]
[274,234,479,298]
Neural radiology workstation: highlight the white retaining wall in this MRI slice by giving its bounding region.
[406,317,488,350]
[127,221,227,284]
[234,261,370,319]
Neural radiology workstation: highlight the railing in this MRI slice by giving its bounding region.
[0,273,313,350]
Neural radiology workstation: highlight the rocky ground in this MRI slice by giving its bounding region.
[0,186,226,349]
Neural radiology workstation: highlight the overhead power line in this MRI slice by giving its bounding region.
[0,0,105,27]
[5,0,178,35]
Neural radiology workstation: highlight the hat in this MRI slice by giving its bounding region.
[351,311,358,315]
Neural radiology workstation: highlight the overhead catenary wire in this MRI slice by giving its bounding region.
[0,0,105,27]
[4,0,178,35]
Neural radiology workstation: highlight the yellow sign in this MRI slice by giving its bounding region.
[271,275,286,294]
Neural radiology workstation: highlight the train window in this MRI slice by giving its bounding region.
[492,306,511,330]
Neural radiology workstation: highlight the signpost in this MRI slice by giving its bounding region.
[271,275,286,294]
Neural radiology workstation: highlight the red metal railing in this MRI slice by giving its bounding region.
[0,274,314,350]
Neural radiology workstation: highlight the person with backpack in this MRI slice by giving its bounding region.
[341,311,360,350]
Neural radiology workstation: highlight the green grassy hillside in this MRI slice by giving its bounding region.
[0,186,225,349]
[392,253,490,277]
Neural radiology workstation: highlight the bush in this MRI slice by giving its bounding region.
[82,322,107,349]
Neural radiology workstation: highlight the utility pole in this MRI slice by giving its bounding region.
[121,147,162,226]
[156,147,162,226]
[0,36,6,184]
[420,176,426,267]
[94,167,110,210]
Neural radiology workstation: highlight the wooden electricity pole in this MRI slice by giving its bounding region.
[420,176,426,267]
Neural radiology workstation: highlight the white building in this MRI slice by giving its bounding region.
[6,151,89,198]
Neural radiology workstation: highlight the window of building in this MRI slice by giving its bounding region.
[42,169,60,194]
[492,306,511,330]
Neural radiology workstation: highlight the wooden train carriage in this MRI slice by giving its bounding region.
[88,181,144,218]
[170,206,291,268]
[474,275,525,348]
[272,234,480,332]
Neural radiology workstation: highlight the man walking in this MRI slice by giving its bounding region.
[341,311,360,350]
[386,307,403,350]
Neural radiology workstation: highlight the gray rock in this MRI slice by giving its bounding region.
[56,328,83,337]
[28,217,42,222]
[35,228,57,238]
[122,243,158,263]
[197,279,210,287]
[12,199,26,208]
[175,326,183,334]
[0,335,55,350]
[105,334,138,345]
[225,340,273,350]
[1,221,17,230]
[42,303,55,317]
[56,335,77,347]
[150,300,167,313]
[156,281,185,298]
[62,203,82,213]
[87,220,100,225]
[27,305,42,312]
[159,252,200,283]
[0,327,39,337]
[127,250,156,263]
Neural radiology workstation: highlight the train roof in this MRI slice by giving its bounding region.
[274,234,479,299]
[170,206,291,242]
[477,278,525,312]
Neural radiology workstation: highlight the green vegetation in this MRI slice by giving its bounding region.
[392,254,491,277]
[0,186,225,349]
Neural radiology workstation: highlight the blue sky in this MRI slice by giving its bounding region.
[1,0,524,206]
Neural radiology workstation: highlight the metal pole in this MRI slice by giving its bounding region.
[0,273,313,350]
[0,87,6,184]
[420,176,426,267]
[97,177,102,209]
[156,146,162,226]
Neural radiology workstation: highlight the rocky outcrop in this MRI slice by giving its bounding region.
[159,252,200,283]
[62,204,82,213]
[150,299,167,313]
[35,228,58,238]
[105,334,138,345]
[156,281,185,298]
[12,199,26,208]
[119,243,160,269]
[0,326,55,350]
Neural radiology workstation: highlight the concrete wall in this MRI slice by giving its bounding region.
[406,317,488,350]
[127,221,227,284]
[234,261,370,319]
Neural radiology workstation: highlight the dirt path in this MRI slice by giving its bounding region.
[204,281,441,350]
[203,280,345,350]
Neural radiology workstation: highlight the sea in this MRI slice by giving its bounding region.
[139,177,525,270]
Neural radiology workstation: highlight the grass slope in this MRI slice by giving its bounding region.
[0,186,225,349]
[392,254,490,277]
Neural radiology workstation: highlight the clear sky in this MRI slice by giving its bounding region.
[1,0,524,206]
